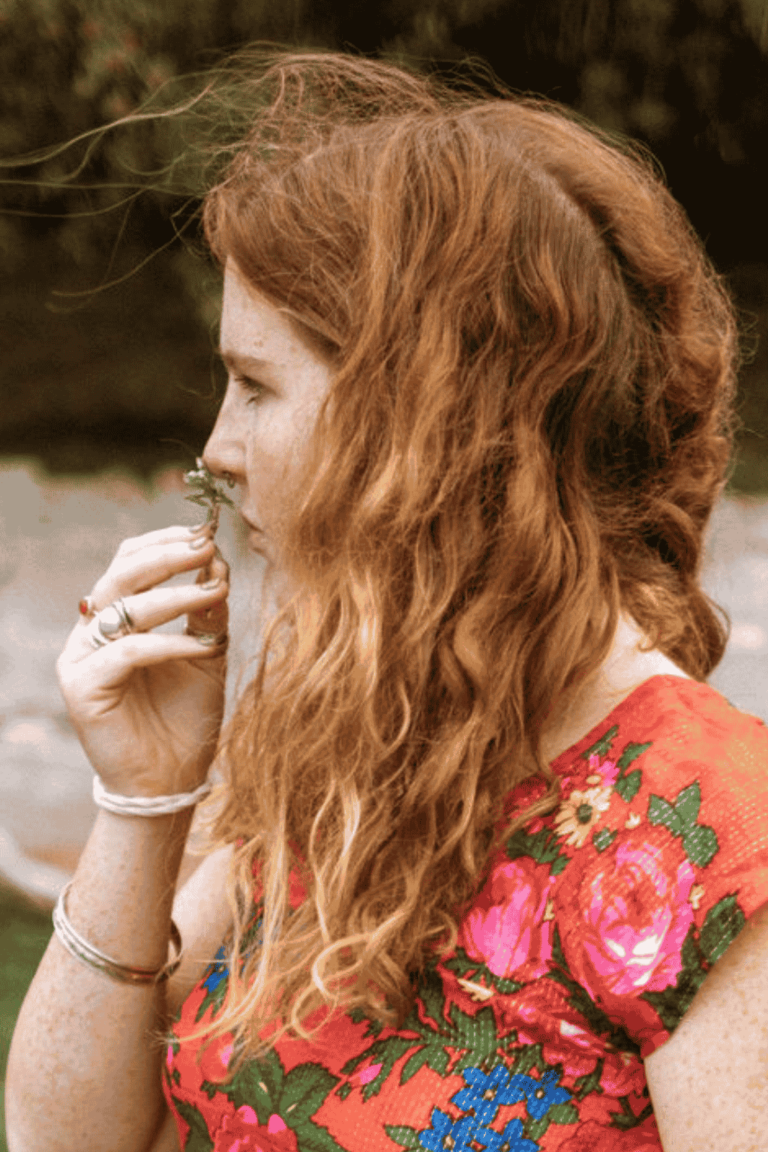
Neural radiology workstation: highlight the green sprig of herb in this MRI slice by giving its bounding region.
[183,457,236,529]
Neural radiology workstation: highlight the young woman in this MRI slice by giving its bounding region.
[7,50,768,1152]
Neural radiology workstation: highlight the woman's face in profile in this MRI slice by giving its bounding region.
[203,260,333,569]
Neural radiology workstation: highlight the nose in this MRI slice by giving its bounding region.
[202,384,245,484]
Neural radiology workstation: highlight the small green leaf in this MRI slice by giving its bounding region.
[616,741,653,771]
[615,769,642,803]
[699,894,745,964]
[682,824,719,868]
[384,1124,423,1150]
[336,1082,353,1101]
[548,1101,579,1125]
[525,1116,551,1141]
[673,781,702,826]
[573,1059,605,1100]
[171,1098,215,1150]
[593,827,618,853]
[583,725,619,761]
[647,794,681,834]
[280,1063,339,1124]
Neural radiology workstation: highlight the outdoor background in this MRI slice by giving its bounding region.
[1,2,767,1146]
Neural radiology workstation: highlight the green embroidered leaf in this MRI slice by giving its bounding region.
[573,1059,605,1100]
[548,1102,580,1125]
[699,894,746,965]
[510,1042,548,1077]
[417,969,451,1032]
[506,825,569,876]
[401,1042,450,1085]
[172,1097,215,1151]
[640,923,706,1031]
[549,853,570,876]
[525,1116,551,1141]
[615,768,642,803]
[593,827,618,853]
[361,1038,417,1100]
[673,782,702,825]
[441,947,524,995]
[290,1119,351,1152]
[385,1124,424,1150]
[281,1063,340,1125]
[682,825,719,868]
[583,725,619,761]
[348,1005,384,1038]
[336,1082,353,1101]
[230,1049,285,1123]
[616,741,653,771]
[647,794,682,835]
[648,782,719,866]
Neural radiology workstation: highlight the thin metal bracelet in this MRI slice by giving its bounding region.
[92,774,213,816]
[52,882,183,986]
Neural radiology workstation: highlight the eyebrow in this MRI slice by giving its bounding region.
[216,347,274,372]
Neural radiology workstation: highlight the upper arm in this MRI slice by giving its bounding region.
[645,900,768,1152]
[165,842,235,1018]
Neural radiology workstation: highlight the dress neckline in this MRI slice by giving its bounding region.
[546,672,711,771]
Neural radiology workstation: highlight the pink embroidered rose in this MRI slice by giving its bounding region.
[458,855,554,980]
[214,1106,300,1152]
[555,824,695,999]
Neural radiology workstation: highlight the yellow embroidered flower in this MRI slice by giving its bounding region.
[554,786,612,848]
[625,812,642,829]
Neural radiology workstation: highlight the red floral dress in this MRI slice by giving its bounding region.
[163,675,768,1151]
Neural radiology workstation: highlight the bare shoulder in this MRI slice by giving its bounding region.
[166,841,235,1018]
[645,900,768,1151]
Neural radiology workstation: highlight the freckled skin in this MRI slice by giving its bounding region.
[203,260,333,571]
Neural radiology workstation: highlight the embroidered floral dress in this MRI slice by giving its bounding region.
[164,676,768,1151]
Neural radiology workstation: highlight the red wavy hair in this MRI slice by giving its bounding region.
[184,48,739,1071]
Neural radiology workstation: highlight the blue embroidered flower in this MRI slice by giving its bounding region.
[202,943,229,993]
[507,1069,571,1121]
[451,1065,523,1125]
[477,1118,540,1152]
[418,1108,479,1152]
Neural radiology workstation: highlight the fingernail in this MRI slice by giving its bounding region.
[189,534,211,551]
[194,632,227,646]
[200,577,223,590]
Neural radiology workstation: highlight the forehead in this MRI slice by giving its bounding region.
[219,260,306,367]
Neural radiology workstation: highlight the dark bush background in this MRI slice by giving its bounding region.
[1,0,766,489]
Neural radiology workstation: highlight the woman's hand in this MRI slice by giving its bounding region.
[57,523,230,798]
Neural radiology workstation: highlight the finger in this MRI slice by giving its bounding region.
[73,580,230,648]
[61,631,227,681]
[88,534,218,611]
[188,551,229,639]
[113,523,212,558]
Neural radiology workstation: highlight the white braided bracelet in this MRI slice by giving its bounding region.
[92,775,213,816]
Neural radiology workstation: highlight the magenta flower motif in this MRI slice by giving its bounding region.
[459,856,554,980]
[556,825,695,998]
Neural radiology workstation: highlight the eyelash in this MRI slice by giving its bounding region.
[232,372,265,405]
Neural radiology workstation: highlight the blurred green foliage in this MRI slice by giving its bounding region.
[0,0,766,485]
[0,884,53,1152]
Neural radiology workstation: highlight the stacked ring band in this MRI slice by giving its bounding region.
[86,598,136,650]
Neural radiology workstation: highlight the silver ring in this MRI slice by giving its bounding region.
[86,599,136,650]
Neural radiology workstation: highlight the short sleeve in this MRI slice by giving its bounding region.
[551,687,768,1060]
